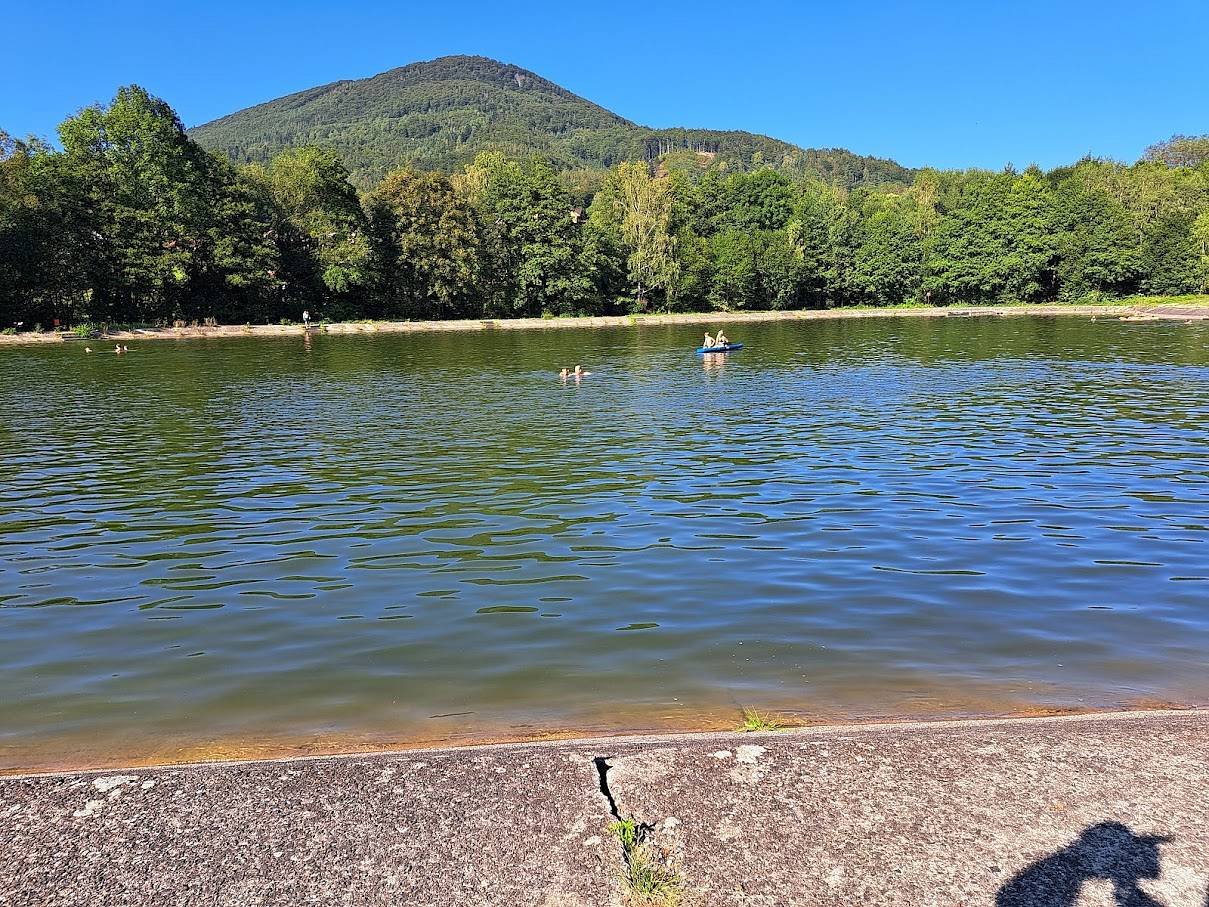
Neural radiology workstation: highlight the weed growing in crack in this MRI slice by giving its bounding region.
[739,707,783,732]
[610,818,641,850]
[608,819,682,907]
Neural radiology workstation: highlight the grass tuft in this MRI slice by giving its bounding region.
[739,707,783,732]
[609,819,682,906]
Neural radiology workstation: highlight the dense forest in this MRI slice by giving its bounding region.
[189,55,913,189]
[2,86,1209,330]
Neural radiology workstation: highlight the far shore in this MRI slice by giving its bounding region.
[4,297,1208,346]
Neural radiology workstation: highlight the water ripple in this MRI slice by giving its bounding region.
[2,316,1209,766]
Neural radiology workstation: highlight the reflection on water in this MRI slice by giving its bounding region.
[1,315,1208,770]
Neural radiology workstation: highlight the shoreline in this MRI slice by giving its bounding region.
[2,701,1197,778]
[4,299,1209,345]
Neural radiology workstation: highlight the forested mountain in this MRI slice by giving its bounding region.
[189,55,912,189]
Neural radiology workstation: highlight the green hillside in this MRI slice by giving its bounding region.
[189,55,912,188]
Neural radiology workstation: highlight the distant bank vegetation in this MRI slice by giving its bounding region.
[2,86,1209,330]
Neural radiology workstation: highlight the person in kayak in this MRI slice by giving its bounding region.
[715,329,729,346]
[703,332,715,348]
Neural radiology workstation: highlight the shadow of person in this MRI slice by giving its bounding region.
[996,822,1171,907]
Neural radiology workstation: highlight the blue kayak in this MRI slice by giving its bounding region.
[696,342,744,354]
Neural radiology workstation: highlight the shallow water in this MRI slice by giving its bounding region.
[2,316,1208,770]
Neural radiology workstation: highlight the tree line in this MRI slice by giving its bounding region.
[3,86,1208,330]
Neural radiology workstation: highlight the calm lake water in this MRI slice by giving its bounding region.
[2,315,1208,770]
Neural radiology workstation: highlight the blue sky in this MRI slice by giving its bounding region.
[5,0,1207,170]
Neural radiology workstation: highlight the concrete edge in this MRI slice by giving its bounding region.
[5,708,1204,781]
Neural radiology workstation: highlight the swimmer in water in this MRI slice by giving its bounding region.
[84,347,92,353]
[559,367,570,380]
[573,365,591,378]
[113,344,123,354]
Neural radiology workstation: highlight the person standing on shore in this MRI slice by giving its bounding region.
[302,310,311,329]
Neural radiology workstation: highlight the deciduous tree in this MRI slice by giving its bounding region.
[589,162,679,308]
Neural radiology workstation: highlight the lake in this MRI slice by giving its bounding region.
[1,314,1207,771]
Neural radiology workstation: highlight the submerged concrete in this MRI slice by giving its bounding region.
[2,710,1207,906]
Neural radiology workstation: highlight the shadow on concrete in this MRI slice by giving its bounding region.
[996,822,1171,907]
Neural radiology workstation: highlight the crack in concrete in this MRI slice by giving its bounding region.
[593,757,620,821]
[594,755,658,844]
[594,755,681,905]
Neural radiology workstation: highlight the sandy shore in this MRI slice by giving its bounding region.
[4,300,1208,345]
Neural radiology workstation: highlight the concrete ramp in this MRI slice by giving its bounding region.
[2,711,1207,906]
[1141,305,1209,319]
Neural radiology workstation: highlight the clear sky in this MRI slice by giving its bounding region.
[5,0,1207,171]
